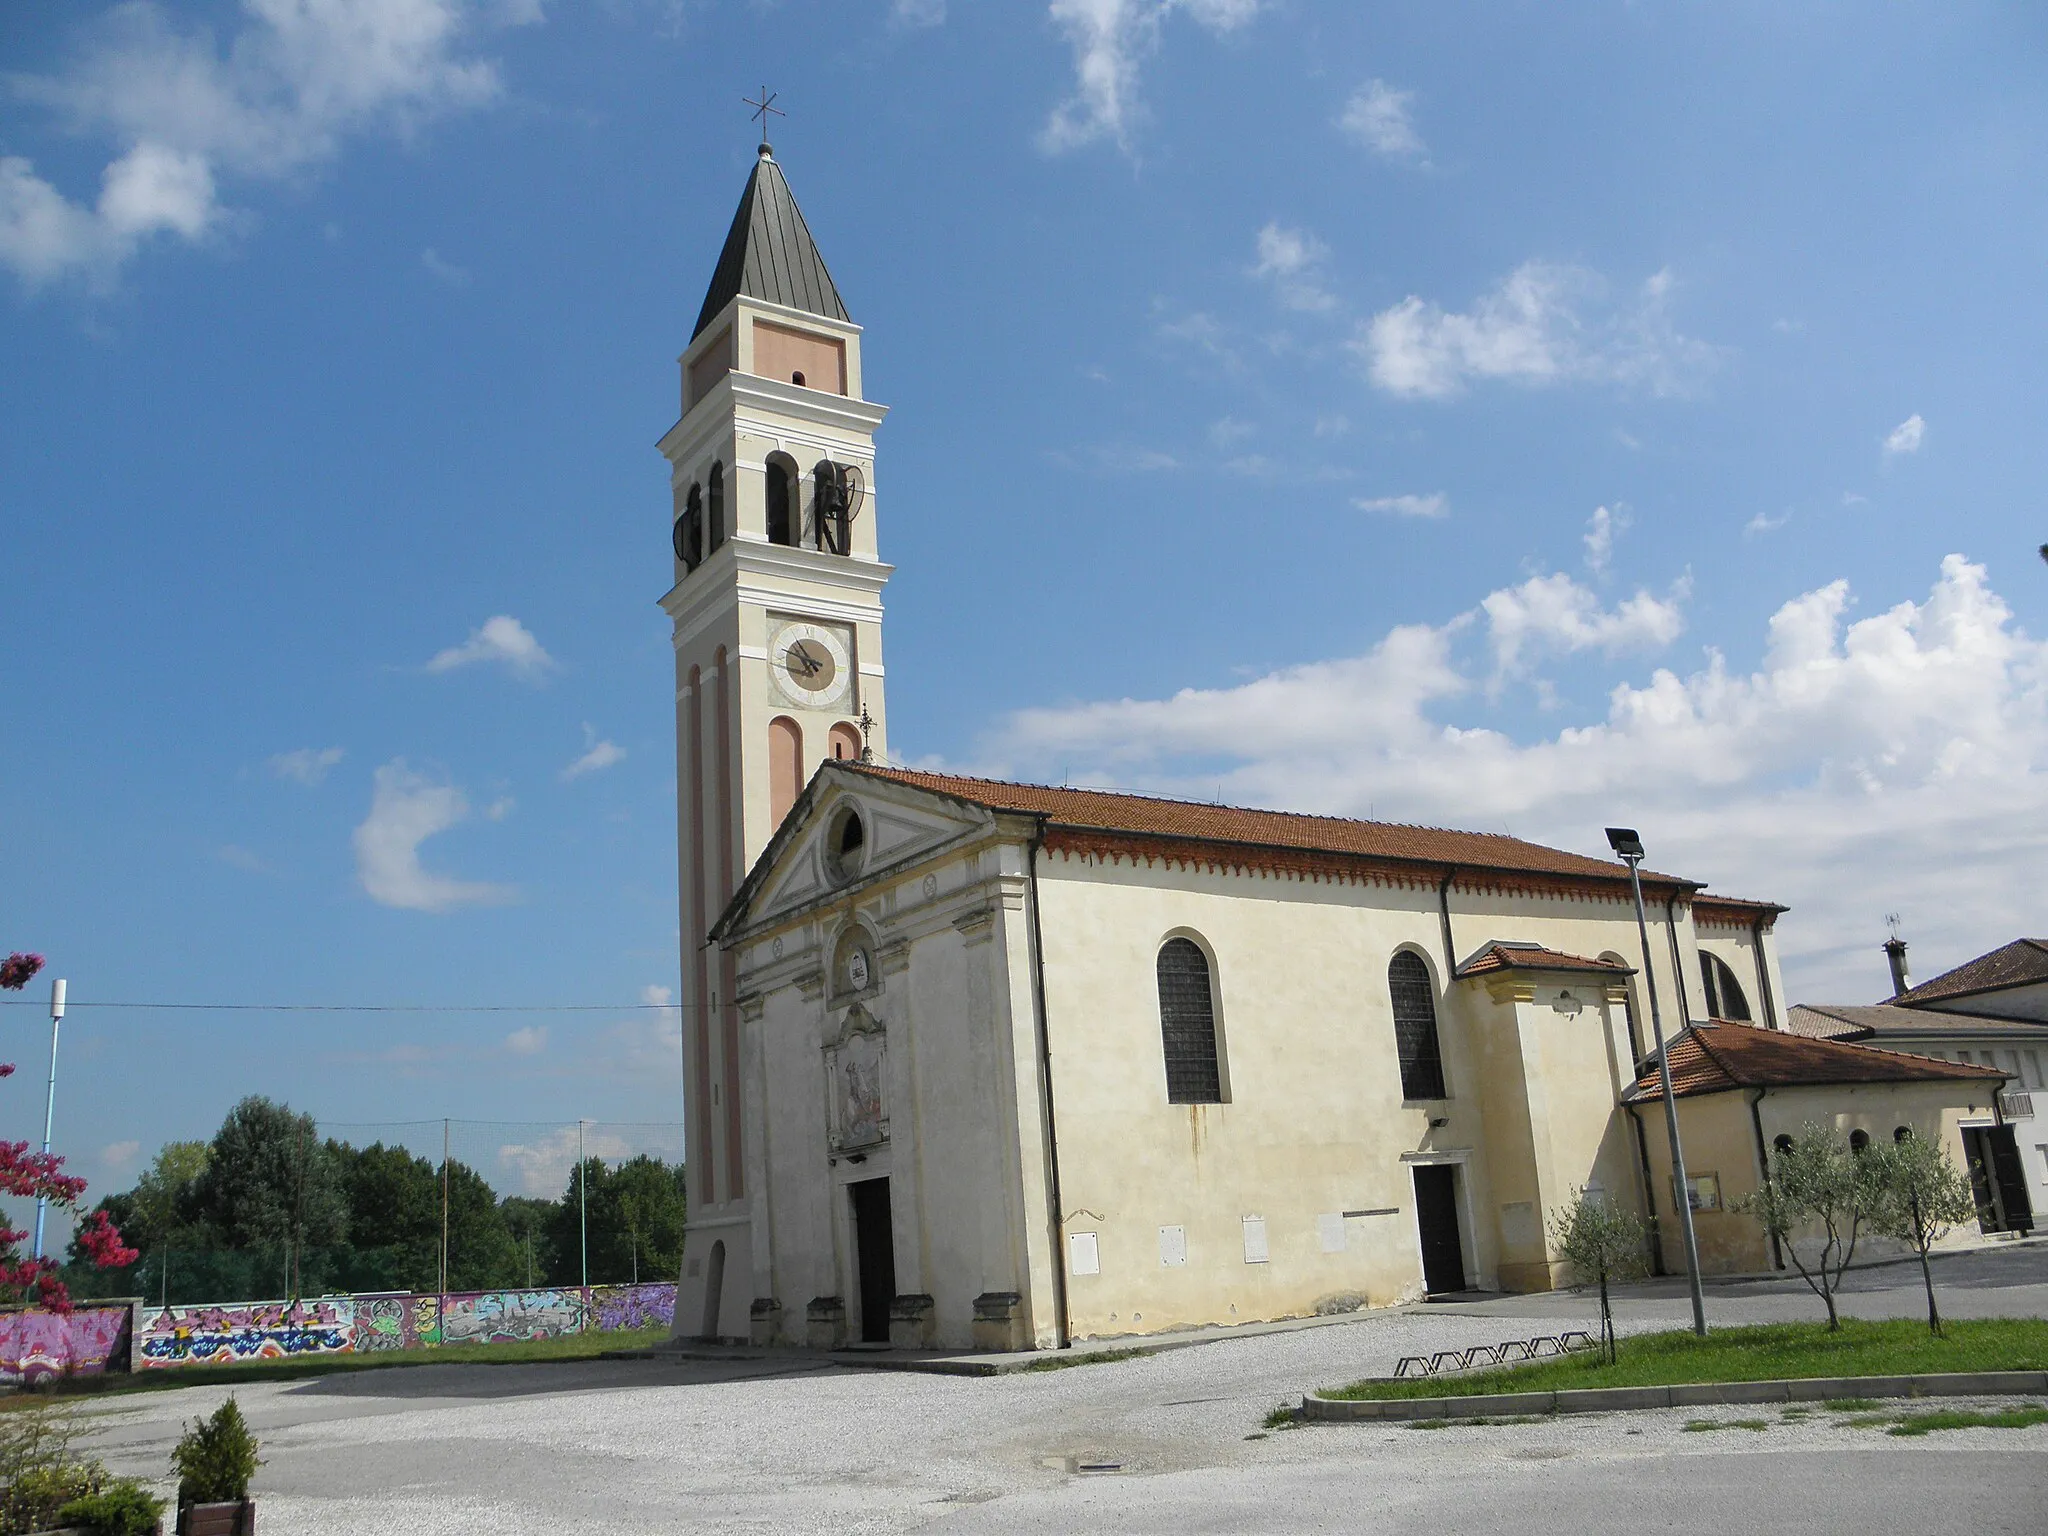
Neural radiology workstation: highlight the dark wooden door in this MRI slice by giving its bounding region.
[850,1178,896,1343]
[1966,1125,2035,1233]
[1413,1165,1466,1295]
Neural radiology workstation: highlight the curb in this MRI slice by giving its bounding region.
[1300,1370,2048,1422]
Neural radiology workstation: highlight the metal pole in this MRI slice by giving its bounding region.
[577,1120,588,1292]
[440,1119,450,1298]
[1626,855,1708,1336]
[32,979,66,1261]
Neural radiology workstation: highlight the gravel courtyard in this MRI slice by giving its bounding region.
[69,1244,2048,1534]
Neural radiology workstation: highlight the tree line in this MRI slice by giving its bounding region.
[63,1097,686,1305]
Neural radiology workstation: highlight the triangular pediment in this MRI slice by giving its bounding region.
[715,764,1000,940]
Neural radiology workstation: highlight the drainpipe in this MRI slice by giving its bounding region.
[1747,1089,1783,1270]
[1664,892,1694,1029]
[1025,820,1072,1349]
[1751,915,1781,1031]
[1436,868,1459,977]
[1625,1104,1667,1277]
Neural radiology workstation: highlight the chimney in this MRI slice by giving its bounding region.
[1883,936,1910,998]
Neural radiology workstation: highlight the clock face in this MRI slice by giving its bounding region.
[770,620,853,710]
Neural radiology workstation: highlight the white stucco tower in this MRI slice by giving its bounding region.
[662,142,890,1340]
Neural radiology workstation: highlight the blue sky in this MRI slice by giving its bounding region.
[4,2,2046,1212]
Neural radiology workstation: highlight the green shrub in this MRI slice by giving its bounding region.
[170,1397,262,1507]
[56,1479,167,1536]
[0,1462,105,1535]
[0,1400,107,1535]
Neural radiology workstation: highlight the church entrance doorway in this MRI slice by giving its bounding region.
[1412,1165,1467,1295]
[850,1177,897,1343]
[700,1239,726,1341]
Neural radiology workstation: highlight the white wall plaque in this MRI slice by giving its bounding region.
[1068,1231,1100,1277]
[1158,1225,1187,1267]
[1317,1213,1346,1254]
[1241,1215,1268,1264]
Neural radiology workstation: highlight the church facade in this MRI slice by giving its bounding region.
[661,148,2004,1352]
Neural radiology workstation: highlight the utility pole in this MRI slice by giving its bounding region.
[32,978,66,1261]
[440,1119,451,1299]
[1607,828,1708,1337]
[577,1120,589,1293]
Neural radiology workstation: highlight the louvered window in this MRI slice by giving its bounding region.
[1157,938,1223,1104]
[1389,951,1447,1101]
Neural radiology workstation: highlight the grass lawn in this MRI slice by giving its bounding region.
[1321,1319,2048,1401]
[4,1325,675,1402]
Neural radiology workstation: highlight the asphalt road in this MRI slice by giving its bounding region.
[66,1243,2048,1534]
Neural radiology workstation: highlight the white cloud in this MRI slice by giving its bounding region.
[352,760,516,912]
[1356,262,1717,399]
[426,614,557,682]
[982,554,2047,1000]
[1040,0,1261,153]
[101,1140,142,1173]
[1884,414,1926,456]
[1207,416,1256,447]
[1745,509,1790,538]
[1355,492,1448,520]
[496,1124,631,1197]
[269,745,345,785]
[891,0,947,25]
[1338,79,1424,160]
[1250,222,1335,312]
[1481,571,1688,679]
[1583,504,1628,577]
[562,724,626,782]
[2,0,513,286]
[503,1025,547,1056]
[420,246,469,285]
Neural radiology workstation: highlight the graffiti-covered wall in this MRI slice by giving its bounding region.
[1,1301,135,1385]
[137,1298,355,1369]
[104,1282,675,1371]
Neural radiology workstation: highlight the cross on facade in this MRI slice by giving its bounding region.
[743,86,784,149]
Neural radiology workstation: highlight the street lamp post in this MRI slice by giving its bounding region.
[32,978,66,1262]
[1606,829,1708,1337]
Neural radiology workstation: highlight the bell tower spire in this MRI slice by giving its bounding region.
[662,144,891,1343]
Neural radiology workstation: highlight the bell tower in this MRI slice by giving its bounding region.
[661,141,890,1340]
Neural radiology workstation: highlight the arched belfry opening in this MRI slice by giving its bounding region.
[765,455,797,547]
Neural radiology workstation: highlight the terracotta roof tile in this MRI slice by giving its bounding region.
[1891,939,2048,1009]
[1455,942,1635,979]
[849,766,1693,890]
[1625,1020,2006,1101]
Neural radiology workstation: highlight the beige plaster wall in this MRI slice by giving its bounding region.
[1033,853,1686,1337]
[1639,1080,2002,1278]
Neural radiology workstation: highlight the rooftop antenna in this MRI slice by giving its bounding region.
[743,86,784,153]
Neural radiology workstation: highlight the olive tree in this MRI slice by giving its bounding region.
[1868,1132,1977,1337]
[1732,1121,1886,1330]
[1548,1188,1647,1364]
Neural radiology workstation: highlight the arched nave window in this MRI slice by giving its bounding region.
[1157,938,1223,1105]
[1388,951,1447,1102]
[1700,953,1752,1022]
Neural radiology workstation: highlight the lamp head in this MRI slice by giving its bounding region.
[1605,827,1645,861]
[49,977,65,1019]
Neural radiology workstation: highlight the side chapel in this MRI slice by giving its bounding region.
[662,146,2009,1352]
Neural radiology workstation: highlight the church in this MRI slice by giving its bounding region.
[660,144,2010,1352]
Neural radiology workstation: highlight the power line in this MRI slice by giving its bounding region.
[0,999,689,1014]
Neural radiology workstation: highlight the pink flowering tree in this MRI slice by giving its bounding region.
[1,952,137,1309]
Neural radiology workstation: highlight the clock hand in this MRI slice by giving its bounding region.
[789,645,822,676]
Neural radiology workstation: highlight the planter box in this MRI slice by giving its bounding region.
[179,1499,255,1535]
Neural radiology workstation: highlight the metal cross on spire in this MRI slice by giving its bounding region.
[743,86,784,152]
